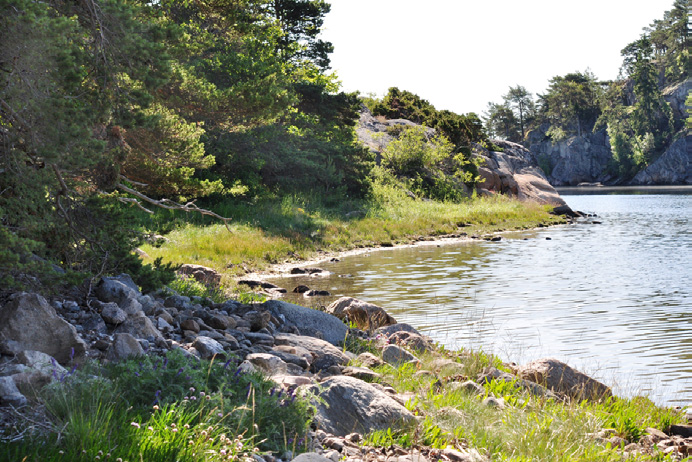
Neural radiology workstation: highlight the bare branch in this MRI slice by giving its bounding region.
[116,177,232,232]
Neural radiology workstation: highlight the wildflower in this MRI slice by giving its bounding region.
[176,367,184,376]
[218,412,223,417]
[131,422,140,429]
[200,391,205,397]
[184,424,190,429]
[189,387,196,392]
[148,426,154,431]
[153,405,159,411]
[220,450,227,456]
[191,396,197,401]
[95,456,100,460]
[222,358,232,369]
[172,428,178,433]
[171,423,176,428]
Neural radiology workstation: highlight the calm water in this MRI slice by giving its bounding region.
[269,189,691,406]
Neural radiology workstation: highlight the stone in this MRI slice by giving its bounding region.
[303,290,331,297]
[448,380,485,396]
[246,353,288,376]
[274,334,349,368]
[106,333,145,361]
[180,319,201,333]
[0,376,27,407]
[441,448,475,462]
[301,375,416,436]
[114,316,163,342]
[263,300,348,346]
[192,336,225,360]
[0,293,87,364]
[382,344,418,366]
[81,314,108,334]
[269,349,310,370]
[357,352,385,369]
[343,366,382,382]
[478,367,558,400]
[178,264,222,286]
[95,274,141,304]
[388,331,431,353]
[100,302,128,325]
[326,297,397,330]
[164,295,192,310]
[431,359,466,377]
[244,310,271,331]
[291,454,332,462]
[157,317,174,333]
[375,323,422,337]
[516,358,611,400]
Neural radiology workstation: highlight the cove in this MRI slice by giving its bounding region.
[268,188,691,406]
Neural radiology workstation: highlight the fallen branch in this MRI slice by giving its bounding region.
[116,177,232,232]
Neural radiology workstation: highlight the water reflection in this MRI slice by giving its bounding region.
[268,193,691,406]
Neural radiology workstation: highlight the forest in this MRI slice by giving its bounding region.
[0,0,688,293]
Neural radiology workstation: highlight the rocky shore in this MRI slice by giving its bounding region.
[1,274,691,461]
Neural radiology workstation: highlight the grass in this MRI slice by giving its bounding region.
[138,185,565,291]
[0,350,313,462]
[352,347,686,462]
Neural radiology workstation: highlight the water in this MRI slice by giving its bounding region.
[268,189,692,406]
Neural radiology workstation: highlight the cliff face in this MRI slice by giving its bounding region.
[527,128,613,186]
[631,136,691,185]
[527,79,690,186]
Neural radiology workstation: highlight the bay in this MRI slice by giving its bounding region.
[269,188,691,406]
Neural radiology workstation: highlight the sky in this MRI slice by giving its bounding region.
[320,0,675,116]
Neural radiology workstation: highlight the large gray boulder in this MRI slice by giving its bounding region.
[274,334,349,370]
[0,293,87,364]
[263,300,348,346]
[631,135,691,185]
[113,315,163,342]
[106,333,145,361]
[301,375,416,436]
[516,358,612,401]
[326,297,397,331]
[474,140,568,207]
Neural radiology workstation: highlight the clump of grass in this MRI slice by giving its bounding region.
[1,350,313,461]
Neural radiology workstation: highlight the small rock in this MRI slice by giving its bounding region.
[0,376,28,407]
[356,352,384,369]
[246,353,288,376]
[304,289,331,297]
[382,344,418,366]
[180,319,201,333]
[101,302,128,325]
[293,285,311,293]
[106,333,145,361]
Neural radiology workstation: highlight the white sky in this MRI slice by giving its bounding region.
[321,0,674,116]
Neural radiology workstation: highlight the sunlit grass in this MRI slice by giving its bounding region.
[140,187,565,285]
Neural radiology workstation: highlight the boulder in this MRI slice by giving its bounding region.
[100,302,128,325]
[375,323,421,337]
[0,293,87,364]
[301,375,416,436]
[478,367,558,400]
[356,352,385,369]
[381,344,418,366]
[12,350,67,391]
[326,297,397,330]
[246,353,288,376]
[263,300,348,346]
[178,264,222,286]
[516,358,612,400]
[106,333,145,361]
[113,316,163,342]
[95,274,141,304]
[0,376,27,407]
[388,331,432,353]
[192,336,225,360]
[274,334,349,369]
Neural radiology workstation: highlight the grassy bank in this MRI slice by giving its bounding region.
[140,185,565,290]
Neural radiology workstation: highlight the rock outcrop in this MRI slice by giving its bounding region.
[631,135,691,185]
[473,140,569,207]
[527,128,614,186]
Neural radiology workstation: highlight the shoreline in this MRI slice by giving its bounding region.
[241,227,548,281]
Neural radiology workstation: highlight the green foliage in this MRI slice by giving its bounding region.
[165,274,226,303]
[1,349,313,460]
[484,102,521,142]
[539,70,602,138]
